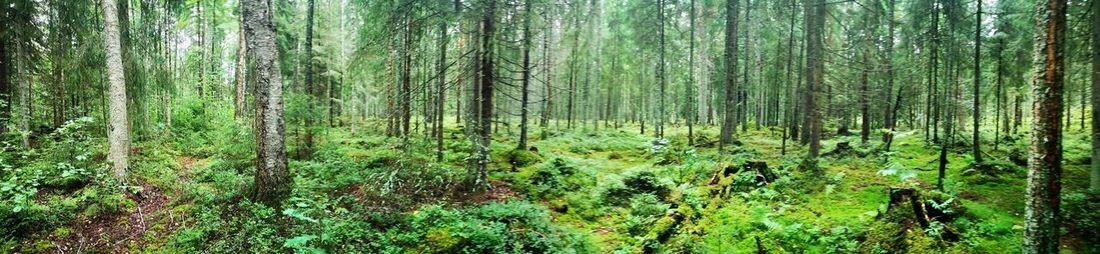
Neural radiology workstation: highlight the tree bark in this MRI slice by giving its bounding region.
[235,11,247,120]
[686,0,696,146]
[1023,0,1066,252]
[883,0,896,149]
[719,0,740,150]
[519,0,531,149]
[242,0,290,206]
[472,0,496,191]
[803,0,825,159]
[1090,0,1099,192]
[972,1,983,163]
[656,0,666,139]
[303,0,316,153]
[436,4,448,163]
[103,0,130,180]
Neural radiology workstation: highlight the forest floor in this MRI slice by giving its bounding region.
[3,115,1098,253]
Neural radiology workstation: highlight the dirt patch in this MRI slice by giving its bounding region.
[44,183,183,253]
[958,191,984,202]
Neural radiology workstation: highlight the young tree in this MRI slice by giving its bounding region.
[242,0,291,206]
[719,0,740,150]
[102,0,129,180]
[1023,0,1066,252]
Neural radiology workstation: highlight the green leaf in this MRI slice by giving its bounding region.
[283,234,318,248]
[283,208,319,223]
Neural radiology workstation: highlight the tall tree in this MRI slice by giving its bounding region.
[882,0,897,150]
[655,0,666,139]
[235,5,247,120]
[972,0,982,164]
[303,0,317,154]
[518,0,532,149]
[471,0,497,191]
[1092,0,1100,192]
[242,0,291,205]
[435,0,450,162]
[686,0,696,147]
[803,0,825,159]
[103,0,130,180]
[1023,0,1066,252]
[719,0,740,150]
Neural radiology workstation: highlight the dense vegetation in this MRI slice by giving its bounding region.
[1,0,1099,253]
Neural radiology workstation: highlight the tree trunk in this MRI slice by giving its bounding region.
[242,0,290,206]
[519,0,531,149]
[883,0,896,148]
[436,6,448,163]
[103,0,130,180]
[0,37,9,135]
[541,19,552,128]
[686,0,696,146]
[235,13,247,120]
[803,0,825,159]
[719,0,740,150]
[781,0,796,155]
[972,1,983,164]
[859,23,870,145]
[303,0,316,153]
[656,0,666,139]
[1090,0,1099,192]
[472,0,497,191]
[1023,0,1066,252]
[401,14,412,138]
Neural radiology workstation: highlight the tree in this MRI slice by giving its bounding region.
[803,0,825,159]
[971,0,982,164]
[1090,0,1100,192]
[719,0,740,150]
[655,0,666,139]
[435,0,450,162]
[242,0,291,206]
[518,0,532,149]
[303,0,317,154]
[1022,0,1066,252]
[102,0,130,180]
[471,0,497,191]
[235,5,248,121]
[882,0,897,150]
[685,0,696,147]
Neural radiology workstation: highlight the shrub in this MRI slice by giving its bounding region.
[601,169,672,205]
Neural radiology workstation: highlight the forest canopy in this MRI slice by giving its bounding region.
[0,0,1098,253]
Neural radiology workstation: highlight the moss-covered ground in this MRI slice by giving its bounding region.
[2,113,1098,253]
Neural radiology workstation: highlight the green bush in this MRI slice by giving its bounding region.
[1061,191,1100,246]
[505,148,542,168]
[601,169,672,205]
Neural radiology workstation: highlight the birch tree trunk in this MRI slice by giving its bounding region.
[242,0,290,206]
[102,0,130,179]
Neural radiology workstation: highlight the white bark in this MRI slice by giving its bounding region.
[103,0,130,179]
